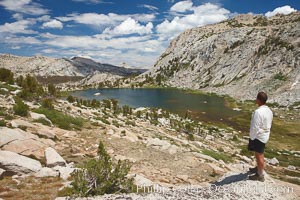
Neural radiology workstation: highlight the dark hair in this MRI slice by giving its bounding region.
[257,92,268,104]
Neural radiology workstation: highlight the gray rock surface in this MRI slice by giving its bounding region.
[0,127,53,159]
[30,112,53,126]
[34,167,59,178]
[0,168,5,178]
[53,166,75,180]
[144,12,300,106]
[0,150,42,175]
[45,147,66,167]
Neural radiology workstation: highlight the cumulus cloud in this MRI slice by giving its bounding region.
[265,5,297,18]
[42,19,63,29]
[0,19,37,34]
[0,0,49,15]
[56,13,156,27]
[103,18,153,36]
[170,0,193,13]
[157,3,230,39]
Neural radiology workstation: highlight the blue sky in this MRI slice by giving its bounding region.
[0,0,299,68]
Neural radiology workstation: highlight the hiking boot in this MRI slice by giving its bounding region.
[248,166,257,174]
[248,173,265,182]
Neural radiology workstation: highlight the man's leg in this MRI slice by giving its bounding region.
[255,152,264,176]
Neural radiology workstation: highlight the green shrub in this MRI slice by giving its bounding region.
[67,95,75,103]
[33,118,51,126]
[274,72,287,81]
[34,107,84,130]
[232,135,239,142]
[202,149,233,163]
[18,74,44,100]
[187,133,195,141]
[125,120,136,126]
[47,83,57,97]
[96,117,111,125]
[0,120,6,127]
[60,142,133,197]
[0,68,14,84]
[42,98,54,109]
[13,99,29,117]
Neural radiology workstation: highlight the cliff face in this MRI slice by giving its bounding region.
[149,12,300,105]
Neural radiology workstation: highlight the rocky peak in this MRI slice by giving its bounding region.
[148,12,300,105]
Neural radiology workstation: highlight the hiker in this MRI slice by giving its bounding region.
[248,92,273,182]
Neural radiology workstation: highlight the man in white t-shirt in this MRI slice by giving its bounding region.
[248,92,273,182]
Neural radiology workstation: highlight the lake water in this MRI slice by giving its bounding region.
[71,88,244,125]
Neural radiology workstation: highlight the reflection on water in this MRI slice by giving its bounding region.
[71,88,244,124]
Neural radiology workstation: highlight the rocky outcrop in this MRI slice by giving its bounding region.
[0,127,54,159]
[45,147,66,167]
[0,151,42,175]
[146,12,300,105]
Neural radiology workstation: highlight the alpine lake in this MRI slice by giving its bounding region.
[71,88,300,167]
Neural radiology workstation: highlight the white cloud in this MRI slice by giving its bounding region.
[140,4,159,11]
[157,3,230,40]
[3,35,41,45]
[12,13,23,20]
[0,19,37,34]
[170,0,193,13]
[71,0,110,4]
[37,15,51,22]
[103,18,153,36]
[265,5,297,18]
[10,46,21,50]
[56,13,156,27]
[0,0,49,15]
[42,19,63,29]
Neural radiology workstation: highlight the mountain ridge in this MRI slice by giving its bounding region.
[144,12,300,105]
[0,54,146,79]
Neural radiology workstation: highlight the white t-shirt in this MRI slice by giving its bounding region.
[249,105,273,143]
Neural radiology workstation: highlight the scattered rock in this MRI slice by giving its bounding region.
[176,174,189,182]
[132,174,153,187]
[45,147,66,167]
[53,166,75,180]
[34,167,59,178]
[266,157,279,166]
[287,165,296,170]
[29,124,57,139]
[114,155,136,163]
[2,138,48,160]
[0,88,8,92]
[10,89,21,95]
[147,138,171,151]
[0,127,34,147]
[0,151,42,175]
[10,119,35,128]
[30,112,53,126]
[192,152,217,162]
[158,118,169,126]
[107,129,114,135]
[168,145,179,155]
[205,135,214,141]
[0,168,5,179]
[207,163,225,175]
[0,127,52,159]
